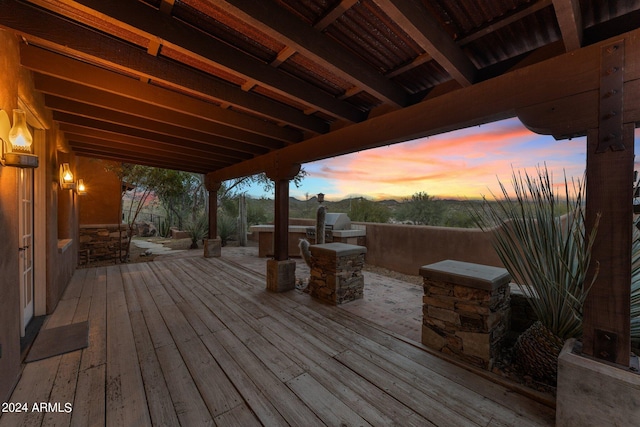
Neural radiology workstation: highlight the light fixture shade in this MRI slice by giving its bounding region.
[0,109,38,168]
[60,163,76,190]
[77,179,87,195]
[8,109,32,152]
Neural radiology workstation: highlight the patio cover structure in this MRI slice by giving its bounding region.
[1,0,638,381]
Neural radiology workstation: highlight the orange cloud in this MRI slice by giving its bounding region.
[304,118,593,200]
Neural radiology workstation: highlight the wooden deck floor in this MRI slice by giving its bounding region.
[1,255,555,426]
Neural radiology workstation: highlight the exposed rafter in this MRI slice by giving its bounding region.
[372,0,477,87]
[552,0,583,51]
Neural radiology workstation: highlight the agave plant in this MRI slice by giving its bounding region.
[185,214,209,249]
[472,165,599,385]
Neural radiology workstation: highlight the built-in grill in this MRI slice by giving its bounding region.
[306,212,351,243]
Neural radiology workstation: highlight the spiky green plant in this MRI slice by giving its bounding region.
[472,166,599,384]
[217,212,237,247]
[185,214,208,249]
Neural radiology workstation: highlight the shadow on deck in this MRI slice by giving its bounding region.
[1,250,555,426]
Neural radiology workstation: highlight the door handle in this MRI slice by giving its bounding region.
[18,246,29,251]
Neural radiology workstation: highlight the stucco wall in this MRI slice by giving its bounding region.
[0,30,80,400]
[77,157,121,225]
[354,222,503,275]
[0,29,24,402]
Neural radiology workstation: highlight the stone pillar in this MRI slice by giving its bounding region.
[204,177,221,257]
[264,161,300,292]
[308,243,366,305]
[419,260,511,369]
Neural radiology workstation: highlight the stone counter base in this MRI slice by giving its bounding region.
[308,243,367,305]
[79,224,128,264]
[420,260,511,369]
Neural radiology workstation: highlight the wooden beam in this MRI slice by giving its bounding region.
[552,0,583,51]
[457,0,553,46]
[54,112,251,162]
[372,0,477,87]
[44,94,273,155]
[20,45,305,143]
[28,0,365,123]
[208,28,640,181]
[314,0,359,30]
[62,131,231,168]
[7,15,327,136]
[211,0,408,108]
[73,150,210,174]
[68,140,218,170]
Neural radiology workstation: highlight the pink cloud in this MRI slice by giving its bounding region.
[304,118,603,200]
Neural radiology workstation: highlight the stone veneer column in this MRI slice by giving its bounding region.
[419,260,511,369]
[308,243,367,305]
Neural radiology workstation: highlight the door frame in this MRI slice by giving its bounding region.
[19,98,47,320]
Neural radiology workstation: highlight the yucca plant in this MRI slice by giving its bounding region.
[472,165,599,386]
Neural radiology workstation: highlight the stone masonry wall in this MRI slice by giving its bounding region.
[79,224,128,264]
[420,260,511,369]
[308,243,367,305]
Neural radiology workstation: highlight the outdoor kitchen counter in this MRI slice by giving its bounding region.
[250,225,310,257]
[250,224,367,257]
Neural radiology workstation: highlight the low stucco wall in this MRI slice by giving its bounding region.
[355,222,503,275]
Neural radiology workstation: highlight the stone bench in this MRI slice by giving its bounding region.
[419,260,511,369]
[308,243,367,305]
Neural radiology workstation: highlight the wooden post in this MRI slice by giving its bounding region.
[265,161,300,261]
[583,125,633,366]
[582,40,633,366]
[273,178,289,261]
[205,178,221,239]
[264,161,300,292]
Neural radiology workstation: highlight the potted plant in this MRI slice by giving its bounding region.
[472,166,599,386]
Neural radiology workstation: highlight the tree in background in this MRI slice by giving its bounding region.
[395,191,445,225]
[348,198,391,223]
[107,163,209,260]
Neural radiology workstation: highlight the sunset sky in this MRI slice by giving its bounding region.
[246,118,640,201]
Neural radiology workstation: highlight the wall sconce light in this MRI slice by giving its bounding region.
[59,163,75,190]
[0,109,38,168]
[76,179,87,195]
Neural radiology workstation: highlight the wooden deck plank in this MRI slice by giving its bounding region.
[256,315,425,426]
[128,311,180,427]
[105,265,151,427]
[177,337,243,417]
[154,344,214,427]
[214,328,325,427]
[0,357,61,427]
[125,265,174,350]
[151,264,226,335]
[41,352,81,427]
[336,349,481,426]
[79,268,107,372]
[213,403,262,427]
[200,332,289,427]
[286,372,373,426]
[147,263,221,336]
[71,364,106,427]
